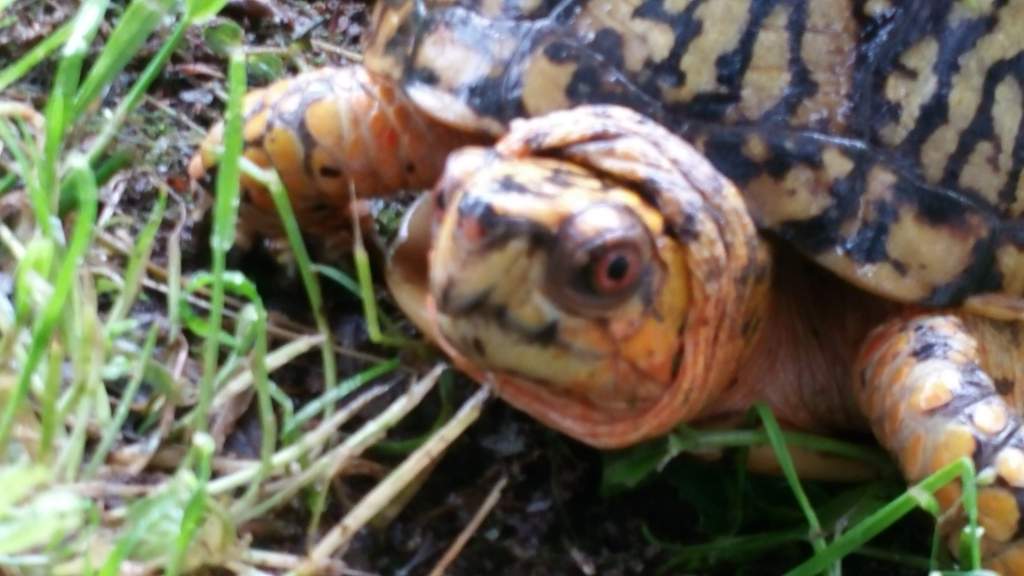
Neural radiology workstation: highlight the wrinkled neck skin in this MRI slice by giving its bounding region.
[702,246,899,434]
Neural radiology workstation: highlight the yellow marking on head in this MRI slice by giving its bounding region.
[614,238,688,385]
[577,1,675,73]
[880,37,939,146]
[732,4,791,121]
[792,0,856,129]
[921,1,1024,183]
[997,448,1024,487]
[978,487,1020,543]
[667,0,751,102]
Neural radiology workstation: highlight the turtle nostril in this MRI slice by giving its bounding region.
[458,213,487,243]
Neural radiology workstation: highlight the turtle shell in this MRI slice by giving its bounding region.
[365,0,1024,307]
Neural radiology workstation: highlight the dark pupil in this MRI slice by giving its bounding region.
[605,254,630,282]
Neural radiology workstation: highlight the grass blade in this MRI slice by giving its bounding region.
[0,155,97,452]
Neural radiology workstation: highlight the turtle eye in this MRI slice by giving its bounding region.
[590,244,643,296]
[545,204,653,315]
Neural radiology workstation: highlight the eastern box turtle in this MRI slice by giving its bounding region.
[191,0,1024,571]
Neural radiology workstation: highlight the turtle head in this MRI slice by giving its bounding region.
[388,106,771,448]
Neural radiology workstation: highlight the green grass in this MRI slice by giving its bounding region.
[0,1,1001,574]
[603,406,992,575]
[0,1,477,573]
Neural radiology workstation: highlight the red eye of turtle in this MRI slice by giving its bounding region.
[591,246,642,295]
[544,204,654,316]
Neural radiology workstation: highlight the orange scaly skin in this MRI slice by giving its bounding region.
[189,66,478,245]
[857,314,1024,571]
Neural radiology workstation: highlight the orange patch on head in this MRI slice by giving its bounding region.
[264,125,310,199]
[615,318,681,385]
[244,109,270,142]
[305,99,346,151]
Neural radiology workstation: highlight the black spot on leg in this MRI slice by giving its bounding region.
[910,322,952,360]
[319,165,343,179]
[995,378,1015,396]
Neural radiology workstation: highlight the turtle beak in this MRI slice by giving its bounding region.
[385,193,437,339]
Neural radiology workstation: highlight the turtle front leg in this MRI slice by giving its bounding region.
[189,65,481,248]
[856,314,1024,571]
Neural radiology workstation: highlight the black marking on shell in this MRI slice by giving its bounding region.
[940,55,1024,195]
[631,0,704,104]
[363,0,1024,306]
[700,0,775,120]
[842,199,899,266]
[923,233,1000,306]
[886,7,995,155]
[760,0,817,125]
